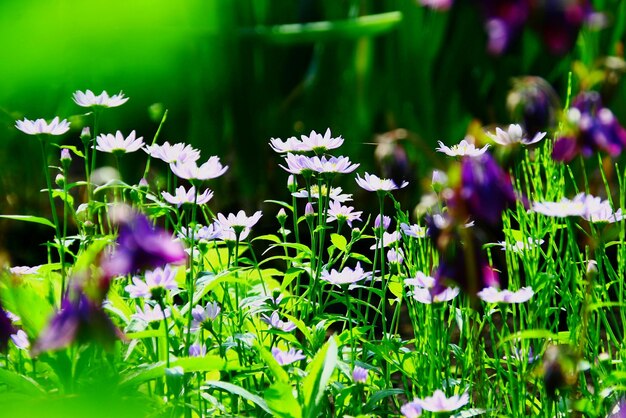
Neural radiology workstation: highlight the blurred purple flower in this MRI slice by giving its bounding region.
[0,304,16,351]
[189,342,207,357]
[507,76,561,135]
[400,400,423,418]
[11,329,30,351]
[33,293,122,355]
[352,366,369,383]
[413,389,470,412]
[553,92,626,162]
[101,209,186,279]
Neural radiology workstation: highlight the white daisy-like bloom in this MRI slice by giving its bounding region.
[412,389,470,412]
[487,124,546,146]
[370,231,401,250]
[161,186,213,208]
[496,237,544,253]
[271,347,306,366]
[355,172,408,192]
[412,286,460,304]
[213,222,251,242]
[15,117,70,136]
[96,130,144,154]
[532,193,622,221]
[477,286,534,303]
[132,303,170,324]
[400,223,427,239]
[321,263,369,286]
[387,247,404,264]
[435,137,490,157]
[326,200,362,227]
[303,155,359,174]
[144,141,200,164]
[292,185,353,203]
[10,330,30,351]
[261,311,296,332]
[280,153,313,175]
[215,210,263,231]
[72,89,129,108]
[532,196,587,218]
[269,136,305,153]
[299,128,344,153]
[10,265,41,275]
[405,271,435,288]
[580,194,623,223]
[170,156,228,181]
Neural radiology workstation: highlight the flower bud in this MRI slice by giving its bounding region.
[55,174,65,187]
[374,215,391,231]
[80,127,91,145]
[276,208,287,223]
[305,202,315,218]
[60,149,72,163]
[287,175,298,193]
[432,170,448,193]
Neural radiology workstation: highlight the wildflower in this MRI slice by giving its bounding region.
[412,389,470,413]
[214,222,252,242]
[33,293,122,355]
[72,89,128,108]
[96,130,144,154]
[60,149,72,163]
[216,210,263,235]
[370,231,401,250]
[132,303,170,324]
[178,224,222,243]
[450,153,519,226]
[400,223,427,239]
[609,398,626,418]
[405,271,435,288]
[271,347,306,366]
[11,329,30,351]
[280,153,314,176]
[531,192,620,220]
[144,141,200,164]
[400,400,423,418]
[532,196,587,218]
[375,215,391,231]
[327,200,362,227]
[10,265,41,275]
[352,366,369,383]
[419,0,453,11]
[496,237,544,253]
[15,116,70,136]
[321,263,369,286]
[192,301,221,331]
[553,91,626,162]
[291,186,346,201]
[431,170,448,192]
[161,186,213,207]
[487,124,546,146]
[269,136,305,153]
[101,208,186,278]
[477,286,534,303]
[170,156,228,181]
[304,202,315,218]
[387,248,404,264]
[435,138,489,157]
[304,155,359,174]
[261,311,296,332]
[189,342,207,357]
[355,173,408,192]
[125,265,179,300]
[412,286,460,304]
[299,128,344,153]
[0,304,16,351]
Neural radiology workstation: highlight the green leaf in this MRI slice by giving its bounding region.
[264,382,302,418]
[330,234,347,252]
[0,215,55,229]
[241,11,403,44]
[0,367,46,395]
[302,336,337,418]
[203,380,272,415]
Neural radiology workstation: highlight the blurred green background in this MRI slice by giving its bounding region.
[1,0,625,265]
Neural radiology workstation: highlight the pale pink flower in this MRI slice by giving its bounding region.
[16,117,70,136]
[161,186,213,207]
[170,156,228,181]
[72,89,128,108]
[144,141,200,164]
[96,130,144,154]
[356,173,408,192]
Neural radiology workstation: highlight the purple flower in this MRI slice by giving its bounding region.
[387,248,404,264]
[553,92,626,162]
[480,1,530,55]
[451,153,519,226]
[400,401,423,418]
[507,77,561,135]
[101,209,187,279]
[189,342,207,357]
[11,329,30,351]
[192,301,221,331]
[280,153,313,176]
[374,214,391,231]
[125,265,179,300]
[419,0,452,11]
[271,347,306,366]
[0,304,16,351]
[33,293,122,355]
[352,366,369,383]
[261,311,296,332]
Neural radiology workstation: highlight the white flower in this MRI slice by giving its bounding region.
[532,193,622,221]
[96,130,144,154]
[216,210,263,230]
[412,286,460,304]
[269,136,305,153]
[161,186,213,207]
[16,117,70,136]
[370,231,401,250]
[292,185,352,202]
[436,138,490,157]
[405,271,435,288]
[299,128,344,152]
[487,124,546,146]
[144,141,200,164]
[327,200,362,227]
[72,89,129,108]
[477,286,534,303]
[170,156,228,181]
[355,173,408,192]
[304,155,359,174]
[496,237,544,253]
[413,389,470,412]
[10,265,41,275]
[400,223,427,239]
[321,263,369,286]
